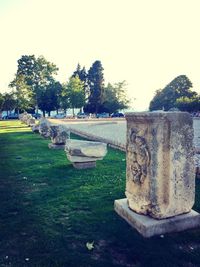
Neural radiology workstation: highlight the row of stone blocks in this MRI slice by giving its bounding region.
[19,113,108,169]
[20,112,200,237]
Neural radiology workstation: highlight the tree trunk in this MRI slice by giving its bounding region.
[48,111,51,117]
[43,110,45,117]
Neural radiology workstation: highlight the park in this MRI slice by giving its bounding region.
[1,111,200,266]
[1,1,200,266]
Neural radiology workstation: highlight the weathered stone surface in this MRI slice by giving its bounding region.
[114,198,200,238]
[65,140,107,158]
[31,124,39,133]
[39,118,50,138]
[20,112,34,125]
[28,117,35,126]
[67,154,103,162]
[65,139,107,168]
[73,161,96,169]
[125,112,195,219]
[49,125,70,145]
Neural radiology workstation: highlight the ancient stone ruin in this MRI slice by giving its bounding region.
[19,112,36,127]
[65,139,107,169]
[48,125,70,149]
[115,112,200,237]
[38,118,50,138]
[31,124,39,133]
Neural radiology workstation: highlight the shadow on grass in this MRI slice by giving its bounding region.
[1,121,200,267]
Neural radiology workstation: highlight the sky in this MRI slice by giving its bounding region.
[0,0,200,111]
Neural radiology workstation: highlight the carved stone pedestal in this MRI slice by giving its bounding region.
[115,199,200,238]
[115,112,200,237]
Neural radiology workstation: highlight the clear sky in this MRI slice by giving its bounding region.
[0,0,200,111]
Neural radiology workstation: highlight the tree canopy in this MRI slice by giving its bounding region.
[85,60,104,113]
[72,64,89,98]
[38,81,62,116]
[0,93,5,112]
[100,81,130,114]
[1,92,16,115]
[176,96,200,112]
[149,75,196,111]
[10,55,59,112]
[63,76,85,116]
[8,56,131,116]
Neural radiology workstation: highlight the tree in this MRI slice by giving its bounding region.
[149,75,196,111]
[51,81,62,113]
[100,81,130,114]
[10,74,33,113]
[86,60,104,113]
[72,64,89,98]
[38,81,62,117]
[60,83,70,115]
[72,63,81,78]
[2,92,16,116]
[10,55,58,112]
[63,76,85,116]
[176,96,200,112]
[0,93,4,112]
[0,93,4,119]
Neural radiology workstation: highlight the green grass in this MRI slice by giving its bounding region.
[1,120,200,267]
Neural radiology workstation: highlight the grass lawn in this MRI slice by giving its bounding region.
[1,120,200,267]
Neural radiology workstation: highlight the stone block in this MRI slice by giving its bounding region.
[49,125,70,145]
[73,161,96,169]
[65,139,107,158]
[39,118,50,138]
[67,154,103,162]
[31,124,39,133]
[114,198,200,238]
[125,112,195,219]
[65,139,107,169]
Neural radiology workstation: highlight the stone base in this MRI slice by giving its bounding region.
[48,143,65,149]
[73,161,96,169]
[114,198,200,238]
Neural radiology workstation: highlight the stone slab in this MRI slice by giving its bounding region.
[114,198,200,238]
[67,154,103,163]
[73,161,96,169]
[65,139,107,158]
[48,143,65,149]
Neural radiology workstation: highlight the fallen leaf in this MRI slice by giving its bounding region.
[86,241,94,251]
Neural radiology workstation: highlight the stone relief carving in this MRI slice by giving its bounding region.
[129,129,150,184]
[49,125,70,145]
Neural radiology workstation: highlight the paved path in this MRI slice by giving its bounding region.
[50,118,127,150]
[50,117,200,147]
[49,117,200,170]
